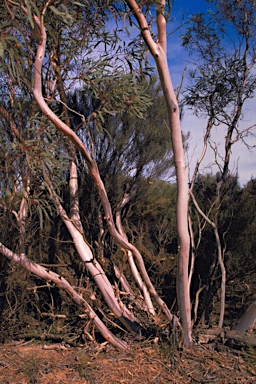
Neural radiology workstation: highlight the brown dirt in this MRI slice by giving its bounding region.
[0,339,255,384]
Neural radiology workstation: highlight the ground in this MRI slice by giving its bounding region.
[0,339,255,384]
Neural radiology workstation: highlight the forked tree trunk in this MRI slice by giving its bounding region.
[0,172,129,348]
[32,6,173,325]
[50,54,140,332]
[43,170,140,333]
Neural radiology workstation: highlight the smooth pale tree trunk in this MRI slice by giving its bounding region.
[188,210,196,290]
[0,68,135,342]
[43,171,140,333]
[32,7,173,324]
[233,301,256,333]
[125,0,192,347]
[31,8,143,333]
[48,52,140,332]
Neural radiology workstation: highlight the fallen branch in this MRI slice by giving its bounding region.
[41,313,67,319]
[197,328,256,347]
[42,343,70,350]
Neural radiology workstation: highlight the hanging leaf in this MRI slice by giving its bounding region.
[0,41,4,58]
[26,0,34,29]
[49,5,63,17]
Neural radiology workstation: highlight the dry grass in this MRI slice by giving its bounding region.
[0,339,255,384]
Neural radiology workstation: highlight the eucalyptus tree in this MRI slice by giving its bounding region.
[0,0,189,349]
[124,0,192,346]
[182,0,256,328]
[66,77,176,268]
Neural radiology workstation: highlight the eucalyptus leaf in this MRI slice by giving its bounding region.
[0,41,4,58]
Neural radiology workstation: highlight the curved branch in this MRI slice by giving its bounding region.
[32,8,173,324]
[43,170,139,329]
[0,242,127,350]
[125,0,158,56]
[190,190,226,328]
[116,193,155,316]
[190,117,214,191]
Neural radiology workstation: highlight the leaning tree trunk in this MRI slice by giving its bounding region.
[0,241,127,350]
[32,6,173,326]
[50,52,141,333]
[125,0,192,347]
[233,301,256,333]
[116,191,155,315]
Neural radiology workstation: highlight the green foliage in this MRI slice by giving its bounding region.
[182,0,256,121]
[85,73,152,123]
[66,75,175,212]
[0,98,70,228]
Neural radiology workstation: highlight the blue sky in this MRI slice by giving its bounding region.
[164,0,256,186]
[173,0,208,14]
